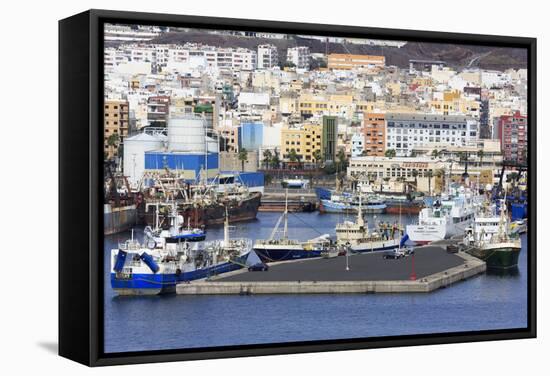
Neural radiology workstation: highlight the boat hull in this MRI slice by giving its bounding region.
[111,259,246,296]
[253,245,322,262]
[347,239,400,253]
[406,224,447,244]
[384,202,423,214]
[319,199,386,214]
[143,193,262,227]
[104,204,137,235]
[467,243,521,269]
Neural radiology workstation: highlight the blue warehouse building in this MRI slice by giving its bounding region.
[145,151,219,181]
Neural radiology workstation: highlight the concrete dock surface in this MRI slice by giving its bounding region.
[176,246,486,295]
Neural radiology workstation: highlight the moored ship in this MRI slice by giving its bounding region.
[110,208,255,296]
[464,200,521,269]
[406,186,479,244]
[335,196,403,253]
[253,190,335,262]
[104,162,138,235]
[140,169,261,227]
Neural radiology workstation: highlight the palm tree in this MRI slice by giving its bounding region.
[435,168,446,193]
[384,149,396,159]
[412,169,419,189]
[262,149,273,169]
[107,133,120,160]
[337,148,348,172]
[238,148,248,172]
[431,149,441,159]
[477,149,485,168]
[312,149,323,167]
[271,150,280,170]
[426,170,433,195]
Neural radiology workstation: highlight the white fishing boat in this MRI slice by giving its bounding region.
[335,196,404,253]
[406,186,480,244]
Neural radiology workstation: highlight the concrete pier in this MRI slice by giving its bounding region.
[176,246,486,295]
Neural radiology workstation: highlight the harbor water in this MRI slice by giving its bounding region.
[104,211,528,353]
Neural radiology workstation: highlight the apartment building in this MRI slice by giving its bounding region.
[104,100,129,158]
[497,111,528,164]
[363,112,386,156]
[281,123,322,163]
[385,113,479,157]
[287,46,310,69]
[257,44,279,69]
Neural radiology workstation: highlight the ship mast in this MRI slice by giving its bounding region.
[283,188,288,239]
[224,205,229,246]
[357,194,364,227]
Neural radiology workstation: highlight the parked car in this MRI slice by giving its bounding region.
[383,250,403,259]
[248,263,269,272]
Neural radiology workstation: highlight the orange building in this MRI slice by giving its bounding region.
[362,112,385,156]
[328,53,385,70]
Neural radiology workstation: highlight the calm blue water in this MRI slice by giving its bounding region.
[104,212,528,353]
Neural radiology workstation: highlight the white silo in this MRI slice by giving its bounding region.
[167,115,207,153]
[123,132,166,186]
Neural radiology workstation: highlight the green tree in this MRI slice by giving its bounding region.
[477,149,485,168]
[384,149,396,159]
[431,149,441,159]
[412,169,419,189]
[337,148,348,172]
[426,170,433,195]
[271,149,280,169]
[264,173,273,186]
[238,148,248,172]
[312,149,323,167]
[107,133,120,159]
[262,149,273,169]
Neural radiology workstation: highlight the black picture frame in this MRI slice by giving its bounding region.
[59,9,537,367]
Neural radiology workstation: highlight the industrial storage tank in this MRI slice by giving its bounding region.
[168,115,207,153]
[123,132,166,186]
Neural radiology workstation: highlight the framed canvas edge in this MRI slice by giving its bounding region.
[59,8,537,367]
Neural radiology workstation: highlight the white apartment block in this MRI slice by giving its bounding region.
[257,44,279,69]
[287,46,310,69]
[351,133,365,157]
[385,113,479,157]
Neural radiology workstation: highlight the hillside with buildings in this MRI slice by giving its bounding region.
[142,30,527,70]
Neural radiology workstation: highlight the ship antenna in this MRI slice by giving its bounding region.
[283,188,289,239]
[224,204,229,246]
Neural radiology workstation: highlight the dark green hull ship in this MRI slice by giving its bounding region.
[467,243,521,269]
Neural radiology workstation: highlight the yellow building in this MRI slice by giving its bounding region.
[327,53,385,70]
[430,94,480,117]
[104,100,129,159]
[281,123,323,163]
[298,93,353,117]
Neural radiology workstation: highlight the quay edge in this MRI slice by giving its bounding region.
[176,252,486,295]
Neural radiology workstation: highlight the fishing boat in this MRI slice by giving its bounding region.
[406,186,480,244]
[110,207,255,296]
[253,190,335,262]
[319,193,386,214]
[464,200,521,269]
[145,202,206,242]
[140,170,261,227]
[335,196,404,253]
